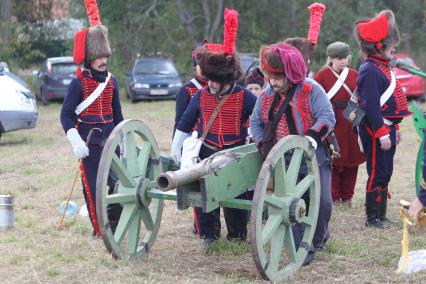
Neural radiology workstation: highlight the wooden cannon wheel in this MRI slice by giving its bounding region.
[250,135,321,282]
[96,119,163,259]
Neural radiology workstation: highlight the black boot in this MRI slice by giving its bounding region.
[365,188,385,229]
[378,186,396,226]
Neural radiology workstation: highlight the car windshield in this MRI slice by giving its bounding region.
[134,60,178,75]
[51,63,76,74]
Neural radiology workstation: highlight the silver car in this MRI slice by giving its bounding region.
[0,65,38,138]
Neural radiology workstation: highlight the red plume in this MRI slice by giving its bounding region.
[222,8,238,55]
[307,2,326,45]
[84,0,102,26]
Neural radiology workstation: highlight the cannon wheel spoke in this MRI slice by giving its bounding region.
[96,119,163,260]
[251,135,321,282]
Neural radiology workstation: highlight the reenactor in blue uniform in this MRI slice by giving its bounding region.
[60,0,123,237]
[355,10,411,228]
[171,9,257,254]
[174,43,208,134]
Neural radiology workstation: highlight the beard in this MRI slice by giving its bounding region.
[271,78,291,94]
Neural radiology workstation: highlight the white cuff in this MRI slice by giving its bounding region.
[305,135,318,150]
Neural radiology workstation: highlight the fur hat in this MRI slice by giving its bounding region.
[245,67,264,87]
[197,9,243,84]
[355,10,400,54]
[73,0,111,76]
[191,40,208,67]
[327,42,351,58]
[259,43,307,84]
[85,25,111,64]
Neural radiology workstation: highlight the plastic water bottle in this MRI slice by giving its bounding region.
[79,204,89,217]
[59,201,78,217]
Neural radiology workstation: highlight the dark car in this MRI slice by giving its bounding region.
[237,53,259,86]
[392,53,425,101]
[34,56,77,105]
[125,56,182,102]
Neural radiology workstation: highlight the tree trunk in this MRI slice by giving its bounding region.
[208,0,224,42]
[1,0,12,47]
[175,0,197,45]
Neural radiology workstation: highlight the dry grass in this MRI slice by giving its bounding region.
[0,98,425,283]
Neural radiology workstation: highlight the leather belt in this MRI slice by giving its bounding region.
[202,141,220,151]
[333,101,348,109]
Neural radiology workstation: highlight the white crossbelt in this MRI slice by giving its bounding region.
[190,78,203,90]
[75,72,112,115]
[326,67,349,100]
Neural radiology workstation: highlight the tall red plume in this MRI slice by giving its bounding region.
[222,8,238,55]
[84,0,102,26]
[307,2,326,45]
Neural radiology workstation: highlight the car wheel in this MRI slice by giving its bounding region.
[41,88,49,106]
[418,93,426,103]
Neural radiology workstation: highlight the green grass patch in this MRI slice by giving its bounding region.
[8,255,28,265]
[0,189,15,195]
[47,269,60,277]
[21,164,44,175]
[326,239,372,259]
[208,239,250,256]
[18,218,34,228]
[1,232,17,243]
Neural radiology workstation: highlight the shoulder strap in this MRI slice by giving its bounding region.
[200,90,233,141]
[380,70,396,107]
[75,72,112,115]
[271,87,296,127]
[327,67,351,99]
[190,78,203,90]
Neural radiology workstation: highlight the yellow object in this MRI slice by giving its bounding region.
[396,208,410,274]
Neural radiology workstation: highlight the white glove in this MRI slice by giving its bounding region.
[66,128,89,159]
[171,130,191,163]
[304,135,318,150]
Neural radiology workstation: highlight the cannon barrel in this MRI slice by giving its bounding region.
[156,153,236,191]
[391,57,426,79]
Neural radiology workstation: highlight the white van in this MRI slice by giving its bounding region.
[0,66,38,138]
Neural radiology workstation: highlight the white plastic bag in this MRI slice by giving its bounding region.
[181,131,202,169]
[398,250,426,274]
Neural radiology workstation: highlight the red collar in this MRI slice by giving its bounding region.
[367,54,390,67]
[195,75,208,86]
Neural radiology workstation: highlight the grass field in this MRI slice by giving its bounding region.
[1,97,426,283]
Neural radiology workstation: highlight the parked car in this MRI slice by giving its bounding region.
[0,64,38,138]
[125,56,182,102]
[392,53,425,100]
[237,53,259,85]
[34,56,77,105]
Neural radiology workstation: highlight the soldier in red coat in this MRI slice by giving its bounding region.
[314,42,365,207]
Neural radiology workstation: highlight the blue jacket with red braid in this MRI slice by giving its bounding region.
[176,84,257,149]
[60,70,124,146]
[357,54,412,138]
[250,78,335,146]
[174,76,207,133]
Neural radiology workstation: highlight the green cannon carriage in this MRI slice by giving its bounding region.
[403,65,426,195]
[95,119,321,282]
